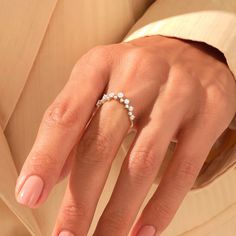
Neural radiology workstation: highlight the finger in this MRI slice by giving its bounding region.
[57,144,78,183]
[94,70,198,235]
[52,45,166,236]
[132,119,219,236]
[52,99,132,236]
[15,46,111,208]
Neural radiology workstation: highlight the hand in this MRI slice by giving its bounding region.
[15,35,236,236]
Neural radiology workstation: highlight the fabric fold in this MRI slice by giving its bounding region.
[0,128,42,235]
[0,0,58,130]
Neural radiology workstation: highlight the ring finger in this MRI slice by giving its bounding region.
[94,69,199,235]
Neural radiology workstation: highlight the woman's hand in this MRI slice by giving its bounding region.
[15,35,236,236]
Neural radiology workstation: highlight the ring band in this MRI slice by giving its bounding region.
[96,92,135,128]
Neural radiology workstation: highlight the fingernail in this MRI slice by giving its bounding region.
[16,175,44,207]
[59,230,74,236]
[137,225,156,236]
[15,175,27,195]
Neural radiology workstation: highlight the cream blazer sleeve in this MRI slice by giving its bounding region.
[121,0,236,130]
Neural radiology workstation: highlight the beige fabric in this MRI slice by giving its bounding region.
[0,0,236,235]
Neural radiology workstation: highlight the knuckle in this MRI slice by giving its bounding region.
[82,45,111,66]
[98,210,129,233]
[118,47,161,84]
[157,201,172,220]
[168,66,198,98]
[151,200,173,231]
[71,45,111,83]
[204,79,235,129]
[62,202,88,219]
[78,131,111,165]
[43,101,79,128]
[28,150,58,175]
[125,47,150,64]
[128,148,157,182]
[174,159,198,188]
[206,65,235,107]
[87,44,109,55]
[207,80,229,106]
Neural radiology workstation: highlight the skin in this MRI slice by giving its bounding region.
[15,35,236,236]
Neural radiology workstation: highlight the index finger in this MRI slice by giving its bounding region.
[15,46,111,208]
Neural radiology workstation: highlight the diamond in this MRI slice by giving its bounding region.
[102,94,108,99]
[117,92,124,98]
[124,99,130,105]
[109,92,114,97]
[130,115,135,120]
[97,92,135,127]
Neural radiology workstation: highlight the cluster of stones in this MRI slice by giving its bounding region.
[96,92,135,127]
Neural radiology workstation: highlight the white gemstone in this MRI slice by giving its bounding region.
[117,92,124,98]
[124,99,130,104]
[109,92,114,97]
[130,115,135,120]
[125,104,129,109]
[102,95,108,101]
[128,112,132,116]
[128,106,133,111]
[120,98,124,102]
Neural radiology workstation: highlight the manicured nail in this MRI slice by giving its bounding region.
[15,175,27,195]
[59,230,74,236]
[16,175,44,207]
[137,225,156,236]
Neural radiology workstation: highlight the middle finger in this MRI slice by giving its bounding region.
[94,70,198,235]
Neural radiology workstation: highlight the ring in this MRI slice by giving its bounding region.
[96,91,135,128]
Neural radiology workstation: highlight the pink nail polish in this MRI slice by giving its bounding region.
[16,175,44,207]
[137,225,156,236]
[59,231,74,236]
[15,175,27,195]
